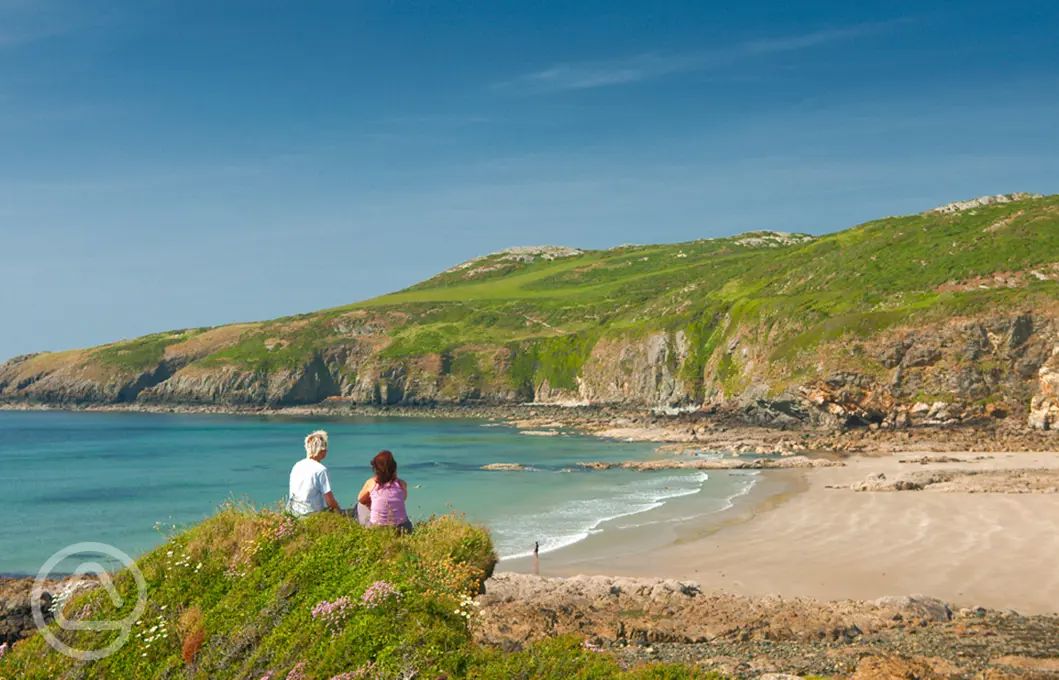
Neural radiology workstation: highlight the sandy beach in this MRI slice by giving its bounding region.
[501,451,1059,614]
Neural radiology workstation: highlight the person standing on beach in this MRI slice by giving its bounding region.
[287,430,342,516]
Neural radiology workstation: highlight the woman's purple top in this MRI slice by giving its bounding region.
[369,480,408,526]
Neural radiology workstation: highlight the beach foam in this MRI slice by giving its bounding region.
[491,470,755,559]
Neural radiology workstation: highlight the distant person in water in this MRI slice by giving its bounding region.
[358,450,413,533]
[287,430,343,516]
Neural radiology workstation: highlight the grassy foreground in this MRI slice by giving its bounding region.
[0,508,716,680]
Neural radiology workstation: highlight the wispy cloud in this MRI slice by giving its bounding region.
[497,21,906,94]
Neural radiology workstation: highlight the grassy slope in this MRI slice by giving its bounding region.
[9,194,1059,402]
[0,508,716,680]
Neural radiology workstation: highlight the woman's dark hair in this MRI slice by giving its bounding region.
[371,450,397,485]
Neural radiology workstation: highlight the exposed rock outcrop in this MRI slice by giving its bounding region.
[480,463,529,471]
[4,309,1058,429]
[576,455,843,471]
[798,312,1055,430]
[1028,345,1059,429]
[851,468,1059,493]
[571,331,691,407]
[0,577,83,645]
[444,245,584,279]
[928,192,1042,214]
[476,573,953,648]
[475,574,1059,679]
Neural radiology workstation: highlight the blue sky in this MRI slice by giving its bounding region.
[2,0,1058,360]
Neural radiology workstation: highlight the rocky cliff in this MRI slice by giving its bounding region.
[4,193,1059,431]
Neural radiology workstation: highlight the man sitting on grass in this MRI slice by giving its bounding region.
[287,430,342,516]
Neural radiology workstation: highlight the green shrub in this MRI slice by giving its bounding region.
[467,636,724,680]
[0,507,495,679]
[93,330,199,372]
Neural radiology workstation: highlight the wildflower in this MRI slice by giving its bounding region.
[453,593,480,621]
[328,663,376,680]
[0,642,8,659]
[361,581,400,609]
[311,596,353,628]
[273,517,297,540]
[286,662,308,680]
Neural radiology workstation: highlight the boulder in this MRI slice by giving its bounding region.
[871,595,952,622]
[852,654,959,679]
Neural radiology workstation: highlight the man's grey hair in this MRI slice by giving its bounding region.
[304,430,329,459]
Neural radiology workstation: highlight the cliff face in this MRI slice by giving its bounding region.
[1028,344,1059,429]
[4,194,1059,430]
[794,310,1056,428]
[576,332,691,406]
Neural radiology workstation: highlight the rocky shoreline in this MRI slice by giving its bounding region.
[575,456,845,471]
[0,577,84,646]
[6,571,1057,678]
[476,573,1059,679]
[5,400,1059,455]
[849,467,1059,493]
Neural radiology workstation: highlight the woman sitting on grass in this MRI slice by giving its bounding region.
[287,430,343,517]
[358,450,413,533]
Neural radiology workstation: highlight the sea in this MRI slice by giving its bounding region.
[0,410,756,575]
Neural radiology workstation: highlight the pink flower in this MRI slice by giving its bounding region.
[273,518,297,540]
[0,642,8,659]
[286,662,307,680]
[583,639,604,653]
[311,596,353,627]
[329,663,376,679]
[361,581,400,609]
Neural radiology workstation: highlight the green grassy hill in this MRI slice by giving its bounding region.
[3,193,1059,428]
[0,508,714,680]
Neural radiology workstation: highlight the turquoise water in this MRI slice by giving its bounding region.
[0,411,754,574]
